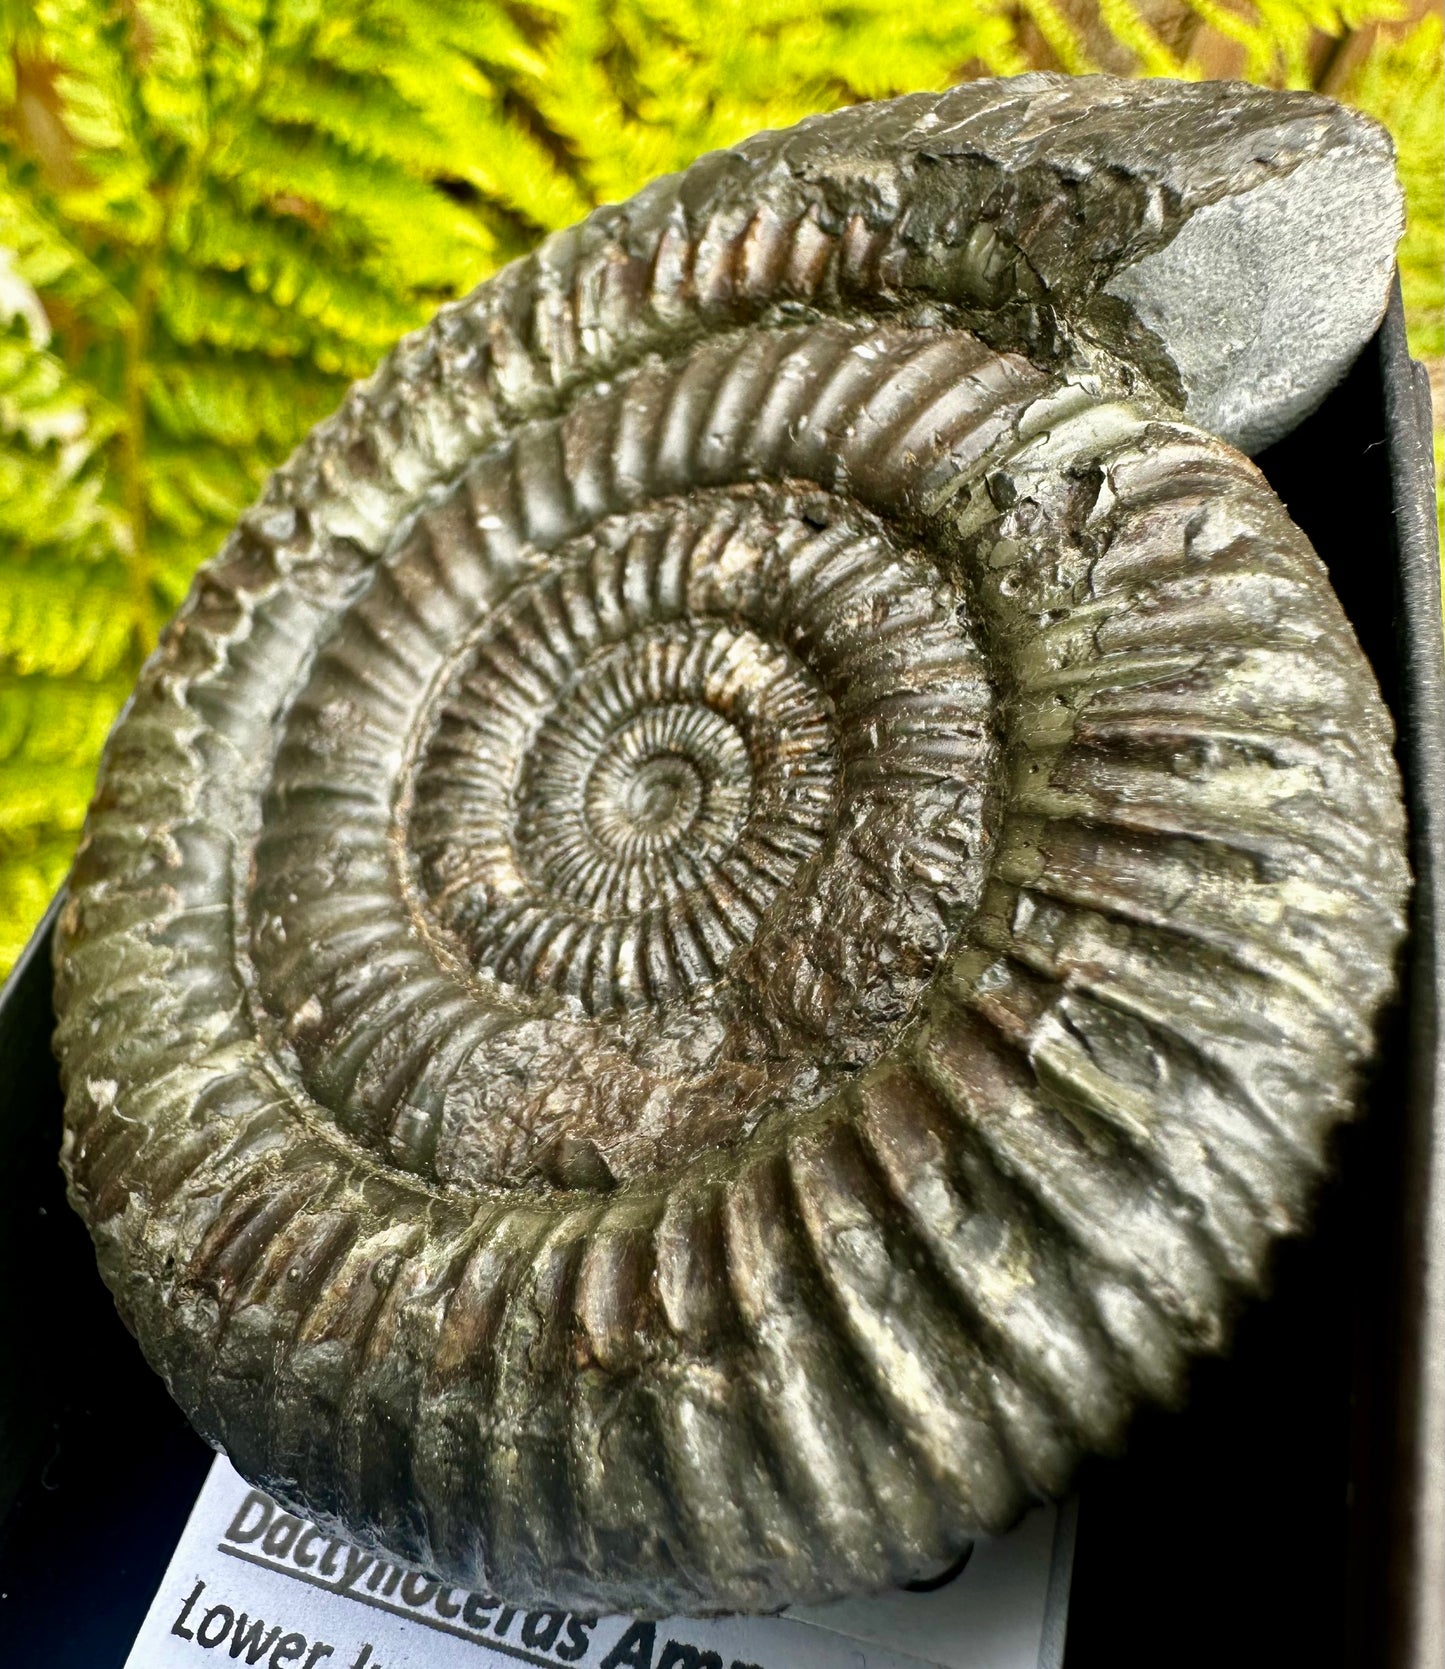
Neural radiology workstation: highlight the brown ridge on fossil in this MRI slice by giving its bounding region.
[55,74,1408,1614]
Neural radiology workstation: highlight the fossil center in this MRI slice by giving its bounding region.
[248,455,999,1188]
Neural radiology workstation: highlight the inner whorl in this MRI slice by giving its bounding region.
[249,323,1007,1192]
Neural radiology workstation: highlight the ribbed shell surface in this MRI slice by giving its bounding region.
[54,74,1410,1614]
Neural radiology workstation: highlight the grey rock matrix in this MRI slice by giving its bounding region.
[54,74,1409,1614]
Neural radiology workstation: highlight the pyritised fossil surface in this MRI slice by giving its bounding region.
[55,75,1411,1614]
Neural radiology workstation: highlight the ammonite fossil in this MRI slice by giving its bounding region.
[55,75,1411,1615]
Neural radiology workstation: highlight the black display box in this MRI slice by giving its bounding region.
[0,285,1439,1669]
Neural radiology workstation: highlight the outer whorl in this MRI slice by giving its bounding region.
[55,74,1410,1614]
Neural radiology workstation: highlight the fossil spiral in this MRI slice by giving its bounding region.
[55,75,1410,1614]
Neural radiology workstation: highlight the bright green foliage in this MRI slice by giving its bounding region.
[0,0,1441,973]
[1344,13,1443,362]
[0,257,126,959]
[1342,15,1445,541]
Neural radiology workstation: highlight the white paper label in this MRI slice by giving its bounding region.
[125,1456,1071,1669]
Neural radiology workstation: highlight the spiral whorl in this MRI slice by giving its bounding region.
[54,75,1409,1614]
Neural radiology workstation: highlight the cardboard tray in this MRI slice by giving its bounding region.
[0,285,1439,1669]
